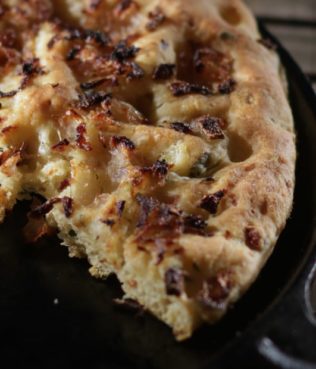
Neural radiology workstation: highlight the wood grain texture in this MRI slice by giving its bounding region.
[245,0,316,91]
[245,0,316,20]
[268,25,315,74]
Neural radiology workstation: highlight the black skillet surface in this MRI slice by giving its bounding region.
[0,27,316,369]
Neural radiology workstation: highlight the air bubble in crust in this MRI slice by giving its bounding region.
[220,5,242,26]
[227,132,253,162]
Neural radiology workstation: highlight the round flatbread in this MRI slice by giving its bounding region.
[0,0,295,340]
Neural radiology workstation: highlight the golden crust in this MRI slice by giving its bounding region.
[0,0,295,340]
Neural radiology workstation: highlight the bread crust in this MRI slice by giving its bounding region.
[0,0,295,340]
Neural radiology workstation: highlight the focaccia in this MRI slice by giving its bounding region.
[0,0,295,340]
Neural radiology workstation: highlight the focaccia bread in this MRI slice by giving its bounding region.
[0,0,295,340]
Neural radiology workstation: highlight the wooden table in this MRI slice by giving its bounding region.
[245,0,316,91]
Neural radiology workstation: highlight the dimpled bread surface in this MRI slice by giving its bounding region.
[0,0,295,340]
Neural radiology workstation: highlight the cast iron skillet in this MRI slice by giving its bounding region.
[0,26,315,369]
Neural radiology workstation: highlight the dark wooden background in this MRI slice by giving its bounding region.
[245,0,316,92]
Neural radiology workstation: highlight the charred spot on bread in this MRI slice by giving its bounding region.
[126,61,145,80]
[76,123,92,151]
[194,115,225,139]
[0,90,18,98]
[244,227,261,250]
[78,92,111,109]
[59,179,70,191]
[113,0,134,16]
[66,29,110,47]
[66,46,81,61]
[61,197,73,218]
[153,63,175,80]
[101,219,115,226]
[164,267,184,296]
[258,38,277,51]
[200,191,225,214]
[80,78,108,90]
[139,159,169,180]
[29,198,61,218]
[183,215,209,235]
[116,201,126,217]
[52,139,70,151]
[110,135,136,150]
[22,58,44,77]
[146,7,166,31]
[193,47,232,81]
[111,41,139,62]
[170,122,192,134]
[170,81,213,96]
[218,78,236,94]
[197,271,232,309]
